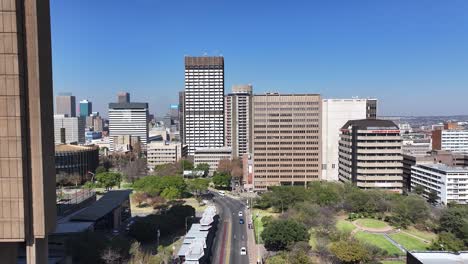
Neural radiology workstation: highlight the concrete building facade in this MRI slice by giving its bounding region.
[411,164,468,204]
[432,129,468,153]
[0,0,56,262]
[321,98,376,181]
[55,144,99,183]
[225,85,253,158]
[147,141,187,168]
[56,93,76,118]
[252,94,322,191]
[338,119,403,193]
[194,148,232,176]
[117,92,130,104]
[184,56,224,155]
[54,114,85,144]
[108,102,149,151]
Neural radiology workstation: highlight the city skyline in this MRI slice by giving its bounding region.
[50,1,468,117]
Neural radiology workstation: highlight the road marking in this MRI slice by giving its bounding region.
[225,219,232,264]
[219,221,228,264]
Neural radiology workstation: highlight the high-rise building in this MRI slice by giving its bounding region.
[179,91,185,144]
[54,115,86,144]
[184,56,225,155]
[338,119,403,193]
[321,98,377,181]
[56,93,76,117]
[411,164,468,204]
[252,93,322,191]
[108,101,149,151]
[117,92,130,103]
[225,85,253,158]
[79,99,92,117]
[0,0,56,262]
[432,129,468,153]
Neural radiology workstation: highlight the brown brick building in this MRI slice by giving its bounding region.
[252,93,321,191]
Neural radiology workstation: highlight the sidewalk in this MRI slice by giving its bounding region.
[245,210,265,264]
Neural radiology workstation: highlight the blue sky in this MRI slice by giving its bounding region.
[50,0,468,117]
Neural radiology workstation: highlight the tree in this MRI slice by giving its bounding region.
[133,175,187,196]
[217,158,243,180]
[212,172,232,189]
[161,186,182,200]
[261,219,308,251]
[439,206,468,243]
[96,166,107,174]
[429,232,465,252]
[427,190,439,204]
[132,192,149,207]
[330,240,370,263]
[180,159,194,170]
[413,184,425,195]
[122,158,147,183]
[186,178,210,197]
[101,247,121,264]
[307,181,342,207]
[96,172,122,190]
[195,163,210,176]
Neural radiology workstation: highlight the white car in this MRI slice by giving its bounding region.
[240,247,247,255]
[238,211,243,217]
[219,191,225,196]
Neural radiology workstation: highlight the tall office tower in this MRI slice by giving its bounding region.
[321,98,377,181]
[338,119,403,193]
[252,94,322,191]
[79,99,92,117]
[117,92,130,103]
[225,85,253,158]
[108,102,149,151]
[54,115,86,144]
[0,0,56,263]
[179,91,185,144]
[56,93,76,117]
[184,56,225,155]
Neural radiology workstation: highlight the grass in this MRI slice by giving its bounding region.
[182,198,207,213]
[356,218,388,229]
[309,230,317,249]
[403,226,437,242]
[336,220,356,233]
[389,232,429,251]
[253,215,264,244]
[354,231,403,256]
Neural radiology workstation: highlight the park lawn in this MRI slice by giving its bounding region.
[183,198,207,213]
[354,231,403,256]
[356,218,388,229]
[336,220,356,233]
[253,215,264,244]
[403,227,437,242]
[389,232,429,251]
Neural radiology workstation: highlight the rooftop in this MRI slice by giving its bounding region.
[409,251,468,264]
[108,102,148,109]
[70,190,132,222]
[55,144,99,152]
[419,163,468,173]
[194,147,232,153]
[341,119,399,130]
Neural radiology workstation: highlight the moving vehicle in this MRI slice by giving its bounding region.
[219,191,225,196]
[238,211,243,217]
[239,218,244,224]
[240,247,247,255]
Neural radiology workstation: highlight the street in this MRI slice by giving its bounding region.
[212,193,250,264]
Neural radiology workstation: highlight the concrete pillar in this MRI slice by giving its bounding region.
[0,243,18,264]
[26,237,48,264]
[113,206,122,229]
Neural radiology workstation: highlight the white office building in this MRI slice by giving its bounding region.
[184,56,225,155]
[441,130,468,153]
[411,164,468,204]
[225,84,253,158]
[194,147,232,176]
[54,114,85,144]
[321,98,377,181]
[147,141,187,168]
[108,102,149,151]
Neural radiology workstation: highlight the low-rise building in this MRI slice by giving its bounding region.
[194,148,232,176]
[55,144,99,183]
[432,129,468,153]
[54,114,86,144]
[338,119,403,193]
[147,141,187,168]
[411,164,468,204]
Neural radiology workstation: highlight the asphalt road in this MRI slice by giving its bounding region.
[212,193,249,264]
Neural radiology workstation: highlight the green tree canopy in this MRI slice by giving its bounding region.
[330,240,370,264]
[261,219,308,251]
[96,172,122,190]
[212,172,232,189]
[133,175,186,198]
[186,178,210,197]
[195,163,210,176]
[429,232,465,252]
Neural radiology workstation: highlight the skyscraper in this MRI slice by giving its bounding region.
[184,56,225,155]
[0,1,56,262]
[179,91,185,144]
[79,99,92,117]
[54,115,86,144]
[108,97,149,151]
[225,85,253,158]
[338,119,403,193]
[252,93,322,191]
[56,93,76,117]
[321,98,377,181]
[117,92,130,103]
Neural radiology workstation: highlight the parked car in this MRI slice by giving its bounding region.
[240,247,247,255]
